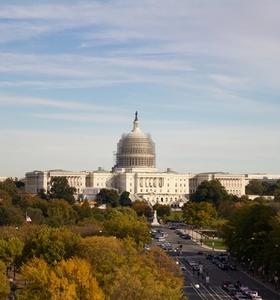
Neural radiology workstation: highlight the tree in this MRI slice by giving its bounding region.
[119,191,132,207]
[191,179,229,207]
[108,247,184,300]
[222,202,277,275]
[246,180,265,195]
[17,257,104,300]
[0,260,9,300]
[96,189,119,207]
[0,206,25,226]
[153,204,171,218]
[77,236,127,289]
[26,207,45,224]
[182,202,217,228]
[48,177,76,204]
[46,199,77,227]
[21,227,80,265]
[0,237,24,278]
[0,179,18,197]
[104,208,151,244]
[131,200,153,219]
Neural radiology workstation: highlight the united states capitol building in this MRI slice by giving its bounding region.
[25,113,246,206]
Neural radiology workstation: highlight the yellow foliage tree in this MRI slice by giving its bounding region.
[17,257,104,300]
[0,260,10,300]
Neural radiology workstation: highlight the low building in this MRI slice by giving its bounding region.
[245,174,280,185]
[25,169,87,194]
[189,172,246,197]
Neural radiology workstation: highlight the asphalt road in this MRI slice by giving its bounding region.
[154,227,280,300]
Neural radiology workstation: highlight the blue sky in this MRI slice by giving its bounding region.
[0,0,280,177]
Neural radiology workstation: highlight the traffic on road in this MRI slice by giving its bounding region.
[151,225,280,300]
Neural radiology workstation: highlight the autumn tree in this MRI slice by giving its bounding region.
[0,237,24,278]
[17,257,104,300]
[108,247,184,300]
[46,199,77,227]
[0,260,9,299]
[131,200,153,219]
[77,236,127,290]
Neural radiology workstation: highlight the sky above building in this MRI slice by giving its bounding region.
[0,0,280,177]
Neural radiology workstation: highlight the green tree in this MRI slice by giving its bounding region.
[191,179,229,207]
[0,237,24,278]
[0,206,25,226]
[96,189,119,207]
[0,178,18,197]
[182,202,217,227]
[153,204,171,218]
[26,207,45,224]
[46,199,77,227]
[48,177,76,204]
[119,191,132,207]
[104,208,151,244]
[245,180,265,195]
[21,227,80,265]
[222,202,277,274]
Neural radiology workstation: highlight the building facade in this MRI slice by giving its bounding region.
[189,172,246,197]
[25,170,87,194]
[25,112,248,205]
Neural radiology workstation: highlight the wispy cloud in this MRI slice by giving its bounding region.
[0,94,124,113]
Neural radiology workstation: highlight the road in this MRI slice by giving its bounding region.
[154,227,280,300]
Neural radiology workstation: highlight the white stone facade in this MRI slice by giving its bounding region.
[189,173,246,197]
[25,113,248,205]
[25,170,87,194]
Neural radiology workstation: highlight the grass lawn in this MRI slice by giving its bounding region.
[203,239,227,250]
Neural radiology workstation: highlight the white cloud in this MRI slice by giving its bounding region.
[0,94,125,113]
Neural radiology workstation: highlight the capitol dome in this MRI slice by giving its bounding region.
[114,112,156,170]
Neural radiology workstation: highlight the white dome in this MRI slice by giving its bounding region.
[114,112,156,169]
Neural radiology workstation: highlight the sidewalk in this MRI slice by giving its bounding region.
[184,229,226,252]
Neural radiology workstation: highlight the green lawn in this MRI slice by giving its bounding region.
[203,239,227,250]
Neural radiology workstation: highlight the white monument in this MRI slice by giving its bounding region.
[151,210,160,226]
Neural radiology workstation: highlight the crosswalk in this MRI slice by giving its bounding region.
[184,284,233,300]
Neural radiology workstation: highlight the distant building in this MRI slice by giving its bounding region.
[25,113,190,206]
[25,170,87,194]
[245,173,280,185]
[189,172,246,197]
[25,112,249,206]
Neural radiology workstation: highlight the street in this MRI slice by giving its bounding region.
[154,227,280,300]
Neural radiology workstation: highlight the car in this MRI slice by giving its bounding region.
[206,254,213,260]
[180,266,186,271]
[229,264,237,270]
[246,291,258,298]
